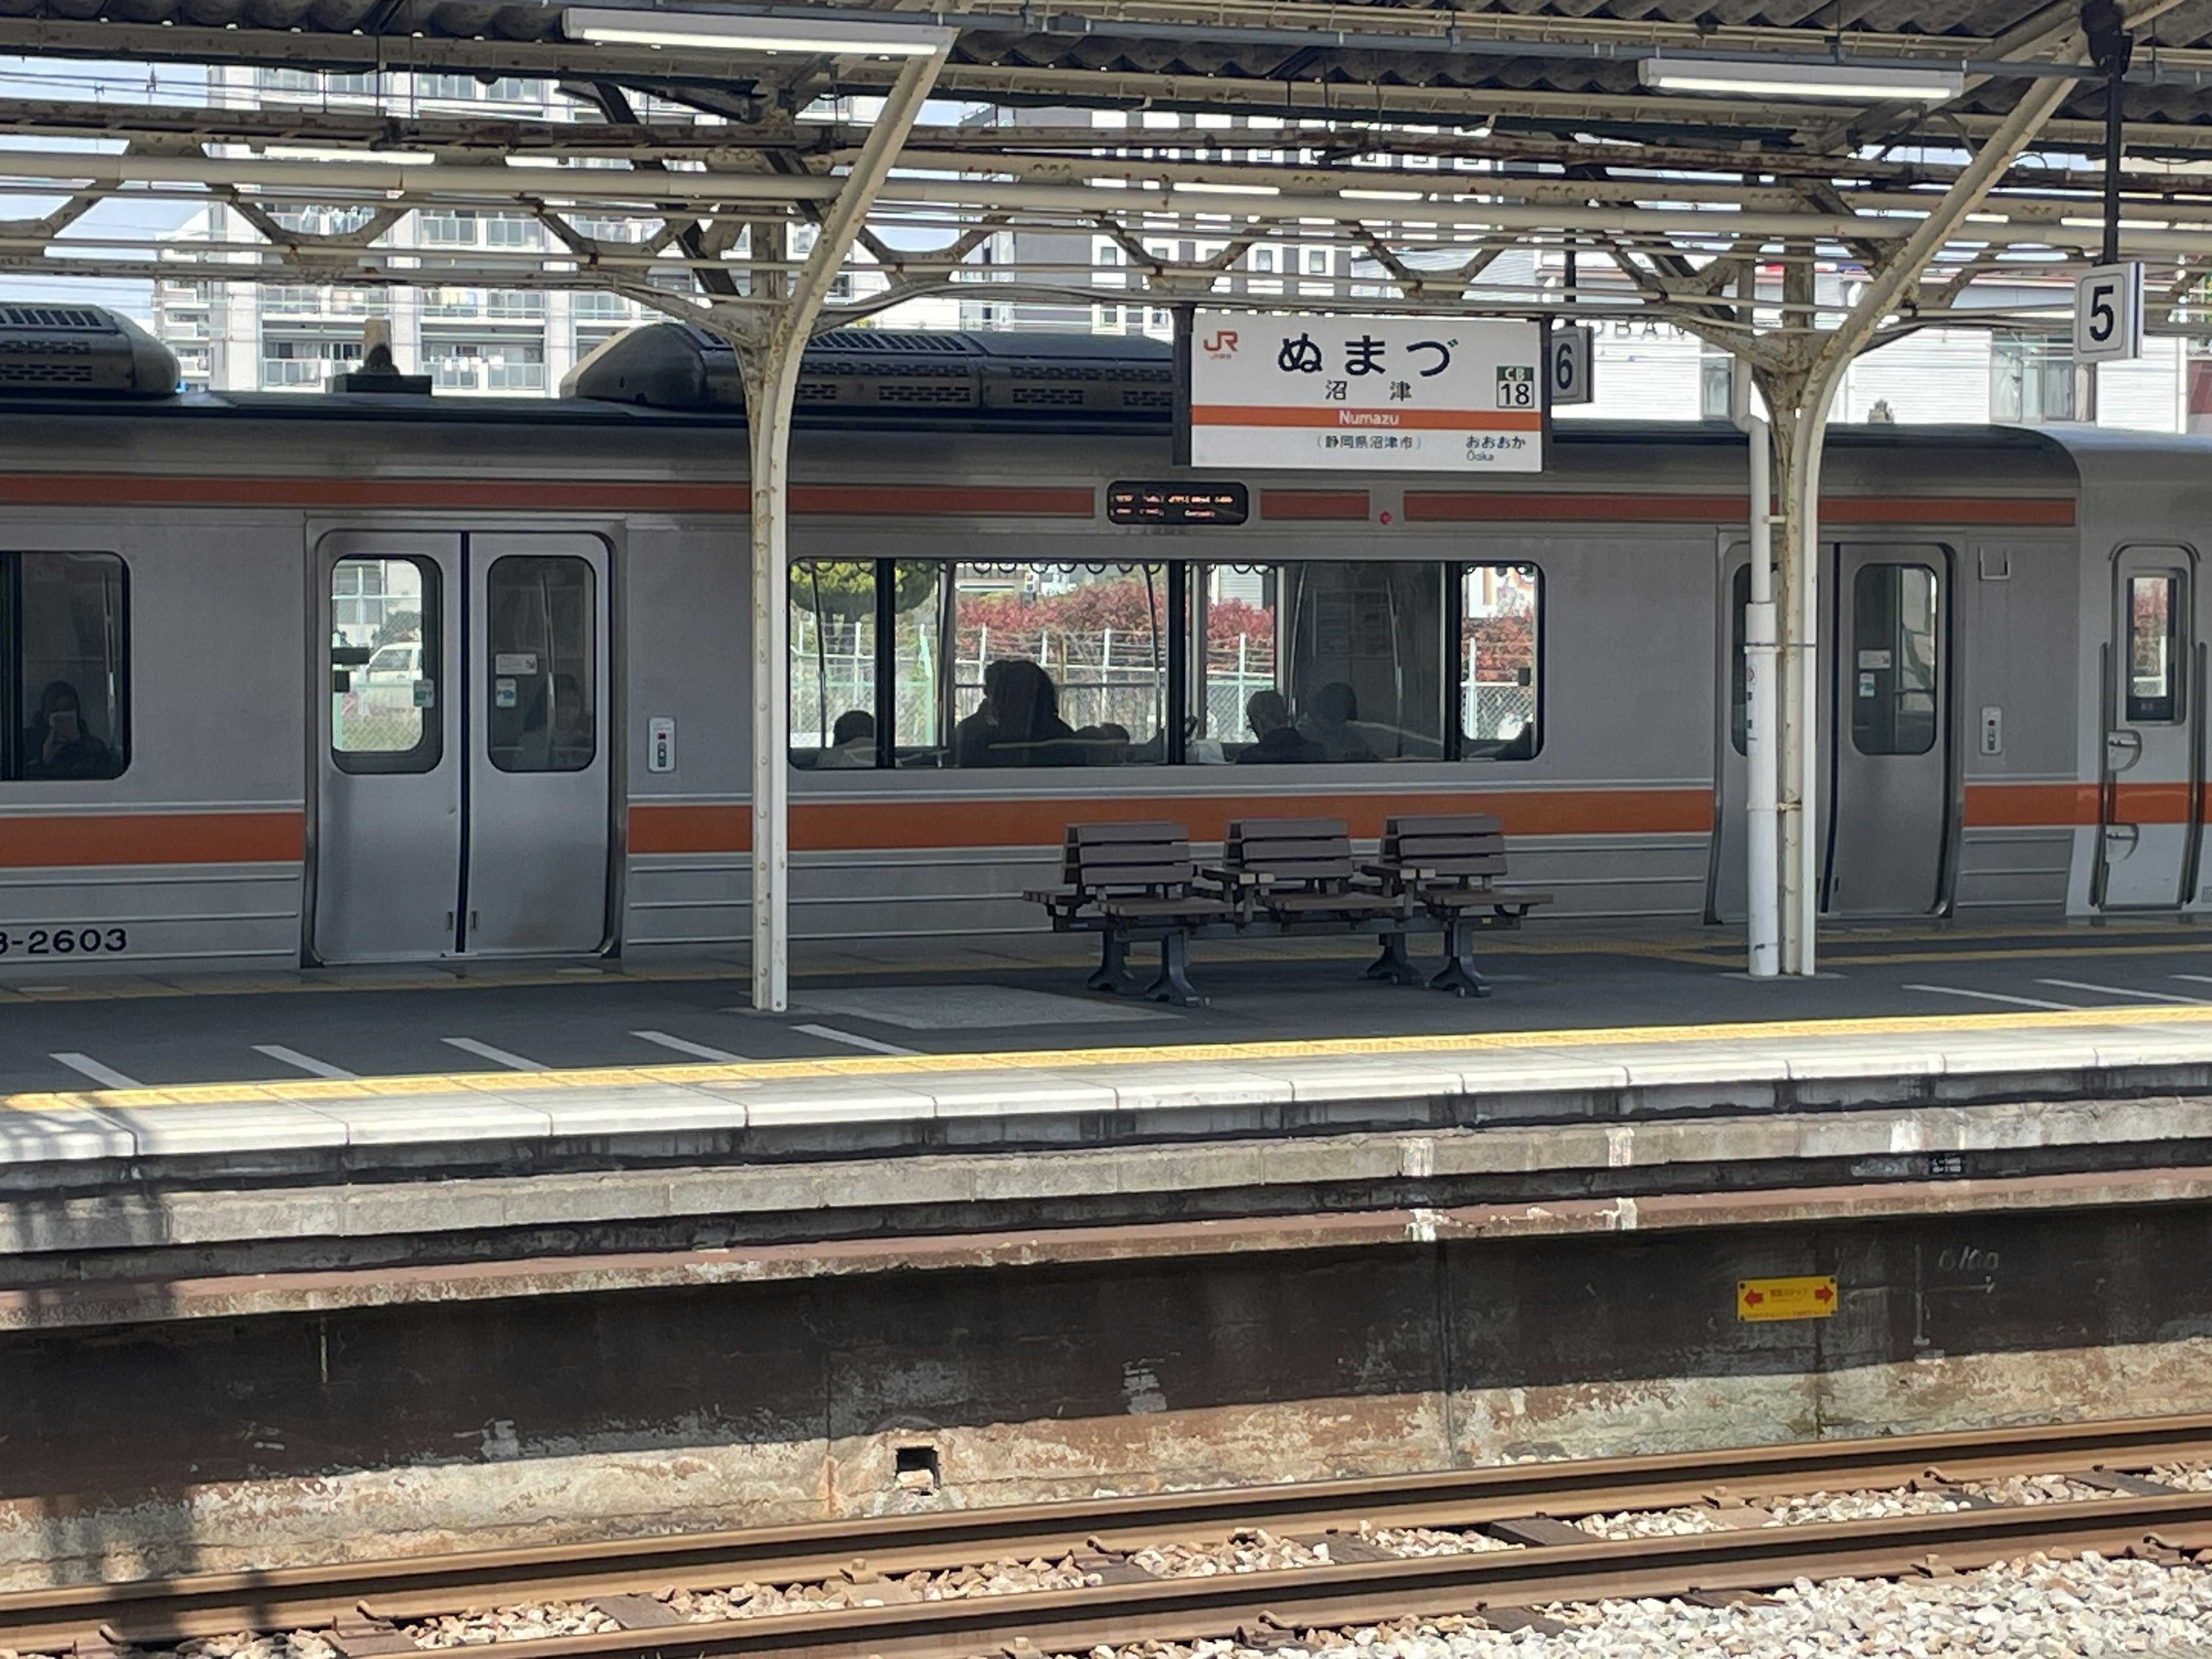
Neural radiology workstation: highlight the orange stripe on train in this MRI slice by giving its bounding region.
[0,811,304,866]
[628,789,1715,855]
[0,474,2072,527]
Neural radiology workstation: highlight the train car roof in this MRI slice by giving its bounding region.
[0,384,2091,455]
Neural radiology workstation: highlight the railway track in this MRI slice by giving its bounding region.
[11,1414,2212,1659]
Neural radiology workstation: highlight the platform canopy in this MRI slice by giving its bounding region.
[0,1,2202,333]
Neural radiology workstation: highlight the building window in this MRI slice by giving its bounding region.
[6,553,128,781]
[1991,332,2076,423]
[262,337,362,389]
[425,340,546,392]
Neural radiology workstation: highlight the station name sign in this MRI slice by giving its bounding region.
[1181,311,1545,474]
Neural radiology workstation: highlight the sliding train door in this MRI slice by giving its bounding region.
[1711,543,1953,922]
[312,529,612,963]
[1821,544,1951,916]
[2096,546,2201,910]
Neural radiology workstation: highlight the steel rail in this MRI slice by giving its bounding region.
[391,1492,2212,1659]
[3,1414,2210,1651]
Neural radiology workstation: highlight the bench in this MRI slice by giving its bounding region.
[1027,814,1549,1003]
[1023,821,1232,1005]
[1363,813,1554,997]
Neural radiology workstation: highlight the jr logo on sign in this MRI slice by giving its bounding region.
[1201,329,1239,356]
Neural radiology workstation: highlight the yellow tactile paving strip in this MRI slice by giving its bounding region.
[13,1001,2212,1115]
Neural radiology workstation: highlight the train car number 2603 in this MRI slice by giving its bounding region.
[0,927,127,956]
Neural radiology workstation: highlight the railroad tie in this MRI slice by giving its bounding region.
[1483,1515,1593,1548]
[586,1596,687,1631]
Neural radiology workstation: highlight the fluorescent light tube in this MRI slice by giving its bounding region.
[564,7,951,56]
[1639,56,1963,103]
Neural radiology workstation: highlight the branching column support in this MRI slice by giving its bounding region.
[703,47,946,1013]
[1745,69,2078,976]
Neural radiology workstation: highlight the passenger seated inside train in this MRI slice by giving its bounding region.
[955,658,1083,767]
[816,709,876,768]
[23,681,120,781]
[1236,689,1324,764]
[1298,681,1377,763]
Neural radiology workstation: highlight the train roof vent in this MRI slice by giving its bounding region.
[0,304,177,396]
[813,328,975,354]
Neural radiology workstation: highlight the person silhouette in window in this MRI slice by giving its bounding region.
[23,681,119,780]
[1298,680,1375,762]
[957,658,1080,766]
[1236,689,1322,764]
[816,709,876,768]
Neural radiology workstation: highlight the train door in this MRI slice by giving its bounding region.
[2096,547,2200,910]
[313,531,611,963]
[1709,550,1752,923]
[1823,546,1950,916]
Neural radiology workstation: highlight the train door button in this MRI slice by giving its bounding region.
[1979,706,2002,756]
[648,716,676,774]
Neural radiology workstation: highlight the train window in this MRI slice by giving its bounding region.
[330,556,438,773]
[12,553,127,782]
[941,562,1168,767]
[1190,562,1446,763]
[2126,571,2184,724]
[1460,564,1540,760]
[790,560,880,768]
[484,556,596,772]
[1850,563,1939,757]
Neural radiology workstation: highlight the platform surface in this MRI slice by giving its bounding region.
[6,922,2212,1165]
[3,920,2212,1092]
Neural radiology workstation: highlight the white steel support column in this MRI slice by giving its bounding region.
[744,47,947,1013]
[1744,410,1779,978]
[1754,65,2077,977]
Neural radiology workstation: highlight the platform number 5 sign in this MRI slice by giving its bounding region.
[2074,261,2143,363]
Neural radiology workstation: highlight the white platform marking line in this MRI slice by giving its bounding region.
[252,1044,359,1080]
[2036,978,2210,1006]
[50,1051,142,1089]
[441,1036,548,1072]
[792,1022,922,1058]
[632,1029,746,1063]
[1900,983,2080,1012]
[2173,974,2212,988]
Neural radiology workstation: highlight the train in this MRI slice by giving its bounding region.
[0,298,2191,978]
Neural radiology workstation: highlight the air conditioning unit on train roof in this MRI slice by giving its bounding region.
[0,304,178,397]
[561,321,1173,419]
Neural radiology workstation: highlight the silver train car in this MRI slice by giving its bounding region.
[0,302,2192,978]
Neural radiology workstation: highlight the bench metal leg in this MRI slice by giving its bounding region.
[1087,933,1137,994]
[1143,931,1203,1006]
[1364,931,1425,986]
[1429,917,1491,998]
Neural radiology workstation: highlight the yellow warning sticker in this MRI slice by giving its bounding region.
[1737,1275,1838,1321]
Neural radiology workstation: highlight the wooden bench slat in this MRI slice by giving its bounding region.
[1391,833,1506,857]
[1067,820,1187,846]
[1387,813,1503,836]
[1078,862,1198,887]
[1229,817,1350,840]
